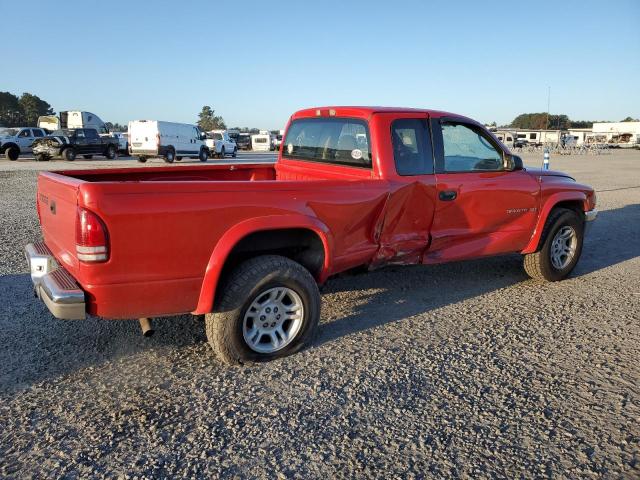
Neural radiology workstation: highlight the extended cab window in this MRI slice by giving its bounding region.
[391,119,433,175]
[441,122,502,172]
[75,130,86,139]
[283,118,371,168]
[86,129,99,139]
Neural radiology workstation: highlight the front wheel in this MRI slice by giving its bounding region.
[106,144,117,159]
[5,146,19,160]
[218,147,225,159]
[232,147,237,158]
[137,156,147,163]
[205,255,320,365]
[63,148,76,161]
[199,148,208,162]
[523,208,584,281]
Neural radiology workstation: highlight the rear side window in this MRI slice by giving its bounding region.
[33,129,44,137]
[283,118,371,168]
[391,119,433,175]
[86,129,99,139]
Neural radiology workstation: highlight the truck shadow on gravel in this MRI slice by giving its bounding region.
[316,204,640,346]
[0,205,637,392]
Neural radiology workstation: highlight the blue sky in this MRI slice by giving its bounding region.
[4,0,639,129]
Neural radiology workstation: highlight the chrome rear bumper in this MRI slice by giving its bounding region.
[25,242,86,320]
[584,208,597,235]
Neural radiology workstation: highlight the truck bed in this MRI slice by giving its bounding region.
[36,162,389,318]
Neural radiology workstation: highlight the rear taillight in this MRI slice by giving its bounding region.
[76,207,109,262]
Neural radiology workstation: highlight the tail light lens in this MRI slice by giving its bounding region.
[76,207,109,262]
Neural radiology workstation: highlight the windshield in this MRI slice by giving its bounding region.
[52,129,75,136]
[0,128,19,136]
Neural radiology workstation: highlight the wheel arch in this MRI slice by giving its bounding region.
[522,192,588,254]
[193,215,333,315]
[1,142,19,153]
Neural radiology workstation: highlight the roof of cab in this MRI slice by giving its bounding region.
[291,106,471,122]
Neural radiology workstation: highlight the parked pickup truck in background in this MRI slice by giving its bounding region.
[0,127,48,160]
[31,128,119,161]
[205,130,237,158]
[25,106,597,364]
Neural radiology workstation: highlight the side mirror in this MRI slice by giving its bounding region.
[504,153,524,171]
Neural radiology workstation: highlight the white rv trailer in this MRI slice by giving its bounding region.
[251,130,271,151]
[592,122,640,148]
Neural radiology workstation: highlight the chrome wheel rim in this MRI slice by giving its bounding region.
[550,225,577,270]
[242,287,304,354]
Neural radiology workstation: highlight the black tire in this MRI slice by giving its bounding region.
[106,144,117,160]
[205,255,321,365]
[199,148,208,162]
[5,146,19,161]
[232,147,237,158]
[523,208,584,281]
[63,148,76,161]
[138,157,147,163]
[34,154,48,162]
[164,148,175,163]
[83,155,93,159]
[176,156,183,161]
[219,147,225,159]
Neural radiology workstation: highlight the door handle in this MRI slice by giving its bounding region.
[439,190,457,201]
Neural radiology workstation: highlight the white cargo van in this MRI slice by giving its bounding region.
[128,120,209,163]
[251,130,271,152]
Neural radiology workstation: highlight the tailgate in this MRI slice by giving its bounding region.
[37,172,81,277]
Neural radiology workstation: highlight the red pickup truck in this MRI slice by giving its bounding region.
[26,107,597,364]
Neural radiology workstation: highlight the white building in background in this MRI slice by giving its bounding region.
[591,122,640,147]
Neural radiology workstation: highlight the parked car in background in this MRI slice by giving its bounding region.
[0,127,47,160]
[205,130,237,158]
[251,131,271,151]
[31,128,119,161]
[128,120,209,163]
[273,131,283,150]
[25,106,597,365]
[112,132,129,154]
[235,133,252,150]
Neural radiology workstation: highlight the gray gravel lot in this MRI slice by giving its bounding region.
[0,150,638,478]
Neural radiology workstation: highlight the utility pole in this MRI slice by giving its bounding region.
[545,86,551,130]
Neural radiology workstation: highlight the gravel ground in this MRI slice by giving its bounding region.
[0,150,638,478]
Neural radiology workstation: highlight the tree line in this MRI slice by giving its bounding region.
[508,113,639,130]
[0,91,55,127]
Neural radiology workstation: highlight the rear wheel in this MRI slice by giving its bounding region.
[523,208,584,281]
[63,148,76,161]
[106,144,117,159]
[5,146,19,161]
[164,148,175,163]
[205,255,320,365]
[83,155,93,159]
[199,148,208,162]
[137,157,147,163]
